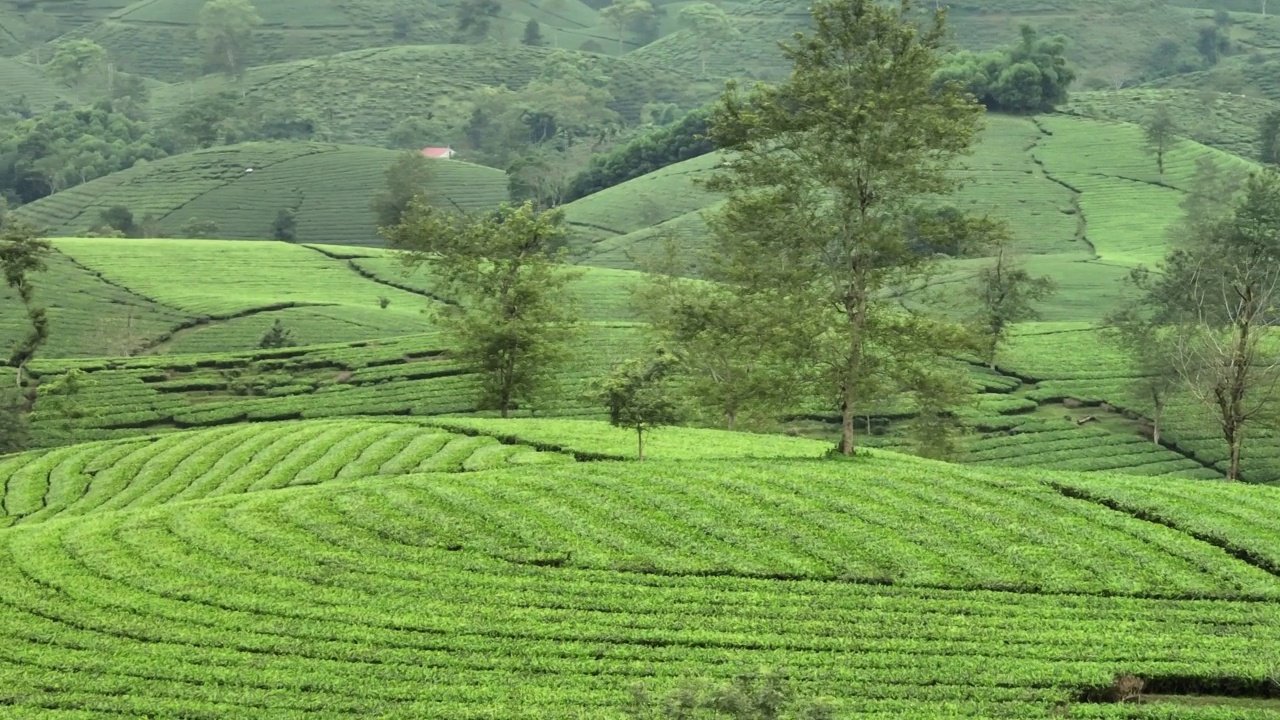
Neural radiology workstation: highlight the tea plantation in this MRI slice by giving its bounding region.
[0,419,1279,716]
[9,143,508,246]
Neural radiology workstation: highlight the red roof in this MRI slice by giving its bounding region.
[421,147,456,158]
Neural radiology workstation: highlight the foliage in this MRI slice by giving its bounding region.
[258,319,298,349]
[197,0,263,78]
[566,107,713,201]
[178,218,219,238]
[0,102,172,203]
[625,669,834,719]
[703,0,990,455]
[635,241,799,430]
[371,151,436,229]
[384,201,582,417]
[0,220,51,387]
[272,208,297,241]
[1261,109,1280,166]
[592,349,680,460]
[522,19,545,47]
[934,25,1076,113]
[600,0,656,54]
[973,238,1055,369]
[459,59,623,167]
[454,0,500,43]
[678,3,737,79]
[46,40,107,91]
[0,389,29,454]
[1142,104,1178,176]
[1135,169,1280,481]
[1103,287,1179,447]
[97,205,137,237]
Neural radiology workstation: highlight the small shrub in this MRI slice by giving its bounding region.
[378,296,390,309]
[1109,673,1144,703]
[259,320,297,349]
[179,218,220,238]
[272,208,298,241]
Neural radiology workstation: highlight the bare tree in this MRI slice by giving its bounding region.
[1153,171,1280,480]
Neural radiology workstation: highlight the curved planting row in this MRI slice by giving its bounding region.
[0,467,1277,717]
[0,420,571,526]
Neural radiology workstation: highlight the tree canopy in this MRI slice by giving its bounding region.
[934,25,1076,113]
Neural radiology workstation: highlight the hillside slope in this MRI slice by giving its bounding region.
[0,422,1278,715]
[149,45,716,146]
[10,142,507,246]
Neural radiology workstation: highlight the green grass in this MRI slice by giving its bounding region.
[1,430,1280,715]
[147,45,717,144]
[11,142,508,246]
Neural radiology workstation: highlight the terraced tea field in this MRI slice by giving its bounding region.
[0,419,570,526]
[148,45,716,145]
[0,419,1279,717]
[11,142,508,246]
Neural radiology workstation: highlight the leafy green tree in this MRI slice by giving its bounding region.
[272,208,298,241]
[24,8,60,66]
[179,218,220,238]
[454,0,500,43]
[593,349,680,460]
[600,0,655,54]
[635,241,800,430]
[567,107,714,200]
[934,25,1075,113]
[0,220,51,388]
[973,238,1055,369]
[0,388,30,454]
[97,205,137,237]
[259,320,297,349]
[370,152,435,229]
[522,19,545,46]
[1135,170,1280,480]
[702,0,991,456]
[47,39,107,90]
[36,368,93,446]
[1260,109,1280,166]
[678,3,736,78]
[1143,104,1178,176]
[198,0,263,78]
[1196,25,1230,66]
[386,116,441,150]
[383,201,582,418]
[1103,283,1179,446]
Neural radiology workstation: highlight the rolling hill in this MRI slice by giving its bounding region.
[0,419,1276,715]
[9,141,508,245]
[147,44,719,146]
[630,0,1209,85]
[0,56,76,114]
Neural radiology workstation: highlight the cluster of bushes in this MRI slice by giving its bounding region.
[565,106,714,201]
[934,26,1076,114]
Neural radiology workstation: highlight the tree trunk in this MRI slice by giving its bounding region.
[838,296,867,456]
[637,427,644,461]
[700,51,707,79]
[1152,404,1161,446]
[1227,430,1243,481]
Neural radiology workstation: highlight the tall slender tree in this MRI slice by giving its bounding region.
[197,0,262,79]
[702,0,993,455]
[1143,104,1178,177]
[0,220,52,388]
